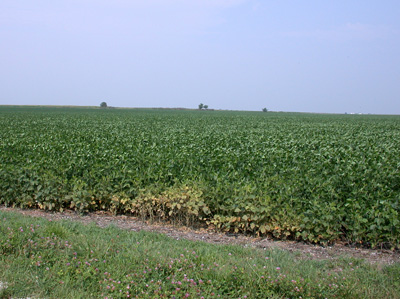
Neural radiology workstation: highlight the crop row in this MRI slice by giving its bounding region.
[0,107,399,248]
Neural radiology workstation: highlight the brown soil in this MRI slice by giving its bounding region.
[1,206,399,265]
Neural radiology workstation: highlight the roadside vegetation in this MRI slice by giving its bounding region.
[1,210,399,298]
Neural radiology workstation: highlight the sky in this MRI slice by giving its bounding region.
[1,0,400,114]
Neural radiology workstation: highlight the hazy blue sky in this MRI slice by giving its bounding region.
[1,0,399,114]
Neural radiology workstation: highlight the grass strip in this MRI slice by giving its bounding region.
[0,210,399,298]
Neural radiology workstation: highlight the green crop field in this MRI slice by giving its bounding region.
[1,106,399,248]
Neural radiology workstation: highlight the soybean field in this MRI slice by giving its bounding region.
[1,106,399,248]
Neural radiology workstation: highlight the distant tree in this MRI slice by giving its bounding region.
[100,102,108,108]
[204,105,208,109]
[198,103,204,110]
[262,107,268,112]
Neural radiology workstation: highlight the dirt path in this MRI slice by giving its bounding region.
[1,206,399,265]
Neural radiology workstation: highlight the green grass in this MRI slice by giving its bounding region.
[1,210,399,298]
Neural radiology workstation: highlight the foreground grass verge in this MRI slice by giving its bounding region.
[1,211,399,299]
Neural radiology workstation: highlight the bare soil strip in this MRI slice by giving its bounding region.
[1,206,399,265]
